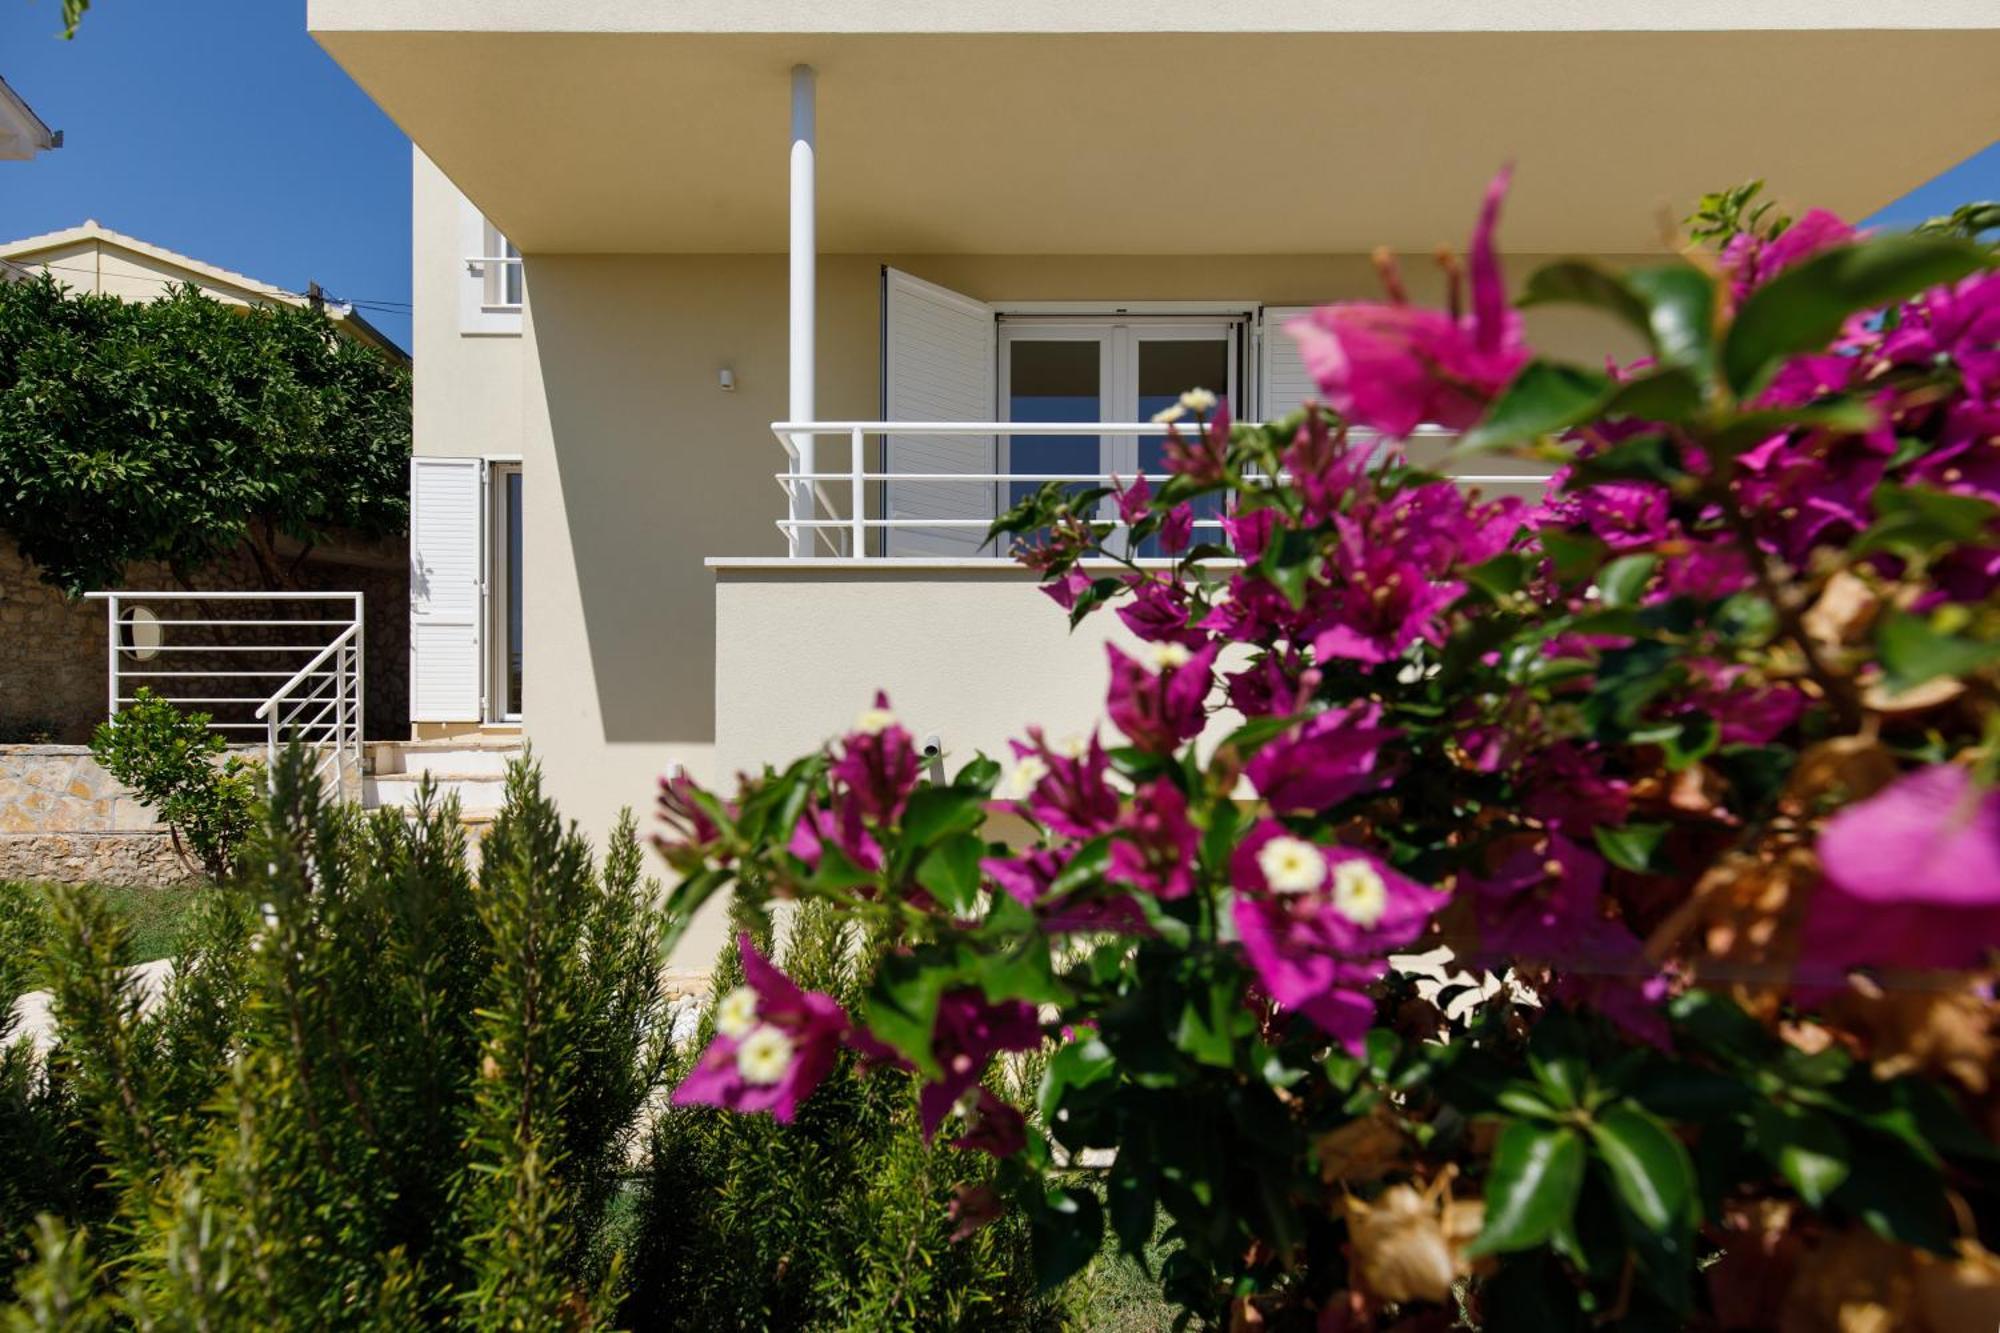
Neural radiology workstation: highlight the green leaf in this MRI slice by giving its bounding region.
[953,754,1003,793]
[1521,260,1652,336]
[1567,433,1687,488]
[1038,1035,1117,1122]
[1459,361,1613,453]
[1465,551,1530,600]
[861,952,952,1079]
[1722,235,1992,396]
[657,865,731,957]
[1593,822,1669,874]
[1596,553,1658,609]
[1589,1104,1697,1235]
[1857,484,2000,560]
[1030,1185,1105,1289]
[1539,529,1609,585]
[1750,1101,1850,1205]
[914,834,985,916]
[1470,1122,1587,1255]
[896,784,987,852]
[1876,611,2000,694]
[1624,265,1717,374]
[1106,1159,1160,1267]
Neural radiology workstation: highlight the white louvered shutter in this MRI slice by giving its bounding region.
[1257,305,1322,422]
[409,457,484,721]
[883,269,997,557]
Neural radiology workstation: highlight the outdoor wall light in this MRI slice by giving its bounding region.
[718,367,736,391]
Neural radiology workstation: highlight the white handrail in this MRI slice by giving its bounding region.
[767,419,1547,558]
[91,591,365,799]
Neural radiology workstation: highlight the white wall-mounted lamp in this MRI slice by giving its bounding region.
[718,367,736,391]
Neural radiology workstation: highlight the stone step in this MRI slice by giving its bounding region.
[364,772,507,814]
[367,736,522,778]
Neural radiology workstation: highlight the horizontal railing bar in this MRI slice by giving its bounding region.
[781,518,1229,529]
[84,591,364,601]
[107,644,343,654]
[772,420,1457,437]
[132,619,357,628]
[120,670,342,679]
[118,697,278,705]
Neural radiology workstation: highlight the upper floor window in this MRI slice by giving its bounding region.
[459,202,523,335]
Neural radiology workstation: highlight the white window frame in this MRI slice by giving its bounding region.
[458,200,523,336]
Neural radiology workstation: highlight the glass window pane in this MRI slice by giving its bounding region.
[1136,338,1229,556]
[1007,339,1101,512]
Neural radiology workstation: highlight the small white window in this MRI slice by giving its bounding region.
[458,201,523,335]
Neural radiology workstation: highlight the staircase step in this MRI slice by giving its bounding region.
[365,772,507,813]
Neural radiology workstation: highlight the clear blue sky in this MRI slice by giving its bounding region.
[1,5,1995,363]
[0,1,413,350]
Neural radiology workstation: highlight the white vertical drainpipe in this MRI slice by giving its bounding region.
[788,64,817,558]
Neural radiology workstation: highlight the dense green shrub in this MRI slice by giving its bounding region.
[0,275,409,595]
[625,900,1065,1332]
[3,747,672,1326]
[88,690,258,881]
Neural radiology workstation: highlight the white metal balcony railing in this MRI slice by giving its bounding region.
[770,421,1535,558]
[84,591,364,795]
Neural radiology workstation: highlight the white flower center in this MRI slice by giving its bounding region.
[735,1025,795,1085]
[1330,859,1389,928]
[1258,836,1327,895]
[1148,641,1194,671]
[1003,753,1051,801]
[715,985,760,1040]
[1053,733,1090,759]
[1179,387,1218,414]
[1151,402,1187,425]
[852,706,897,735]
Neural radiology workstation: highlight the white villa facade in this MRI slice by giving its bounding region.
[308,1,2000,961]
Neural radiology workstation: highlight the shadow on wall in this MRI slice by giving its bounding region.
[527,254,876,747]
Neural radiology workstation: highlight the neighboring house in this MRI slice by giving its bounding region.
[307,1,2000,961]
[0,220,408,362]
[0,224,411,747]
[0,74,58,160]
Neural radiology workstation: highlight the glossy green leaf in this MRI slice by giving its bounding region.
[1566,433,1687,488]
[1589,1104,1698,1235]
[1593,822,1669,874]
[1624,265,1717,374]
[1876,611,2000,694]
[1459,361,1613,453]
[897,784,987,849]
[657,865,731,957]
[861,951,952,1078]
[1858,483,2000,560]
[913,834,985,916]
[1750,1101,1850,1205]
[1470,1122,1587,1255]
[1038,1035,1117,1122]
[1722,235,1992,396]
[1600,366,1703,423]
[1031,1185,1105,1289]
[1597,554,1658,609]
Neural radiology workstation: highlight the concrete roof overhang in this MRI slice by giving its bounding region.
[308,5,2000,256]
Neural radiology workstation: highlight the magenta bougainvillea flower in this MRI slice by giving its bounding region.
[1243,704,1399,814]
[1107,777,1200,901]
[829,691,921,822]
[653,771,732,871]
[788,797,883,875]
[983,845,1150,933]
[1116,576,1206,648]
[1805,764,2000,975]
[1105,640,1219,751]
[917,991,1043,1139]
[1287,167,1527,438]
[1230,822,1446,1052]
[1003,729,1120,838]
[672,935,849,1123]
[1719,208,1857,303]
[945,1084,1029,1158]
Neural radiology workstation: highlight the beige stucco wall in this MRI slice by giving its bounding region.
[8,238,272,309]
[412,148,527,461]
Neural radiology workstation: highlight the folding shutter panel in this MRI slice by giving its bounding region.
[409,457,484,721]
[884,268,997,557]
[1257,305,1320,422]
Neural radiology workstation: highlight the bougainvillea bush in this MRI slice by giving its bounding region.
[657,177,2000,1330]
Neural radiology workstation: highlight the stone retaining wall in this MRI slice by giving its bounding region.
[0,532,409,746]
[0,745,198,885]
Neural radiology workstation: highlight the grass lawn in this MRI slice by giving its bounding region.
[1,879,210,990]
